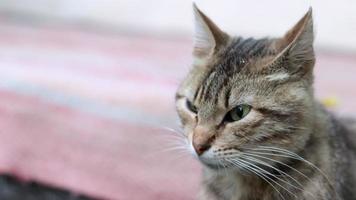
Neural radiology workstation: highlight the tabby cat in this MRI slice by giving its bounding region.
[175,4,356,200]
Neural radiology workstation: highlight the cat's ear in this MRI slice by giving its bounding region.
[193,3,229,59]
[269,8,315,77]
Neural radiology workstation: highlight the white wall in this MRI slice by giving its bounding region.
[0,0,355,51]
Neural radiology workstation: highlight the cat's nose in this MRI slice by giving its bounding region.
[193,126,215,156]
[194,142,211,156]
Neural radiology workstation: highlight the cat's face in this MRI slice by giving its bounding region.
[176,5,315,170]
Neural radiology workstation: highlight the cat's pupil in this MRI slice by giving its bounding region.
[235,106,244,117]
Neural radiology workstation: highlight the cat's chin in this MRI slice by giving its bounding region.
[197,154,225,170]
[200,161,222,170]
[200,160,242,173]
[198,157,238,172]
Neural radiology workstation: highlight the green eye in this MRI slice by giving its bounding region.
[224,104,251,122]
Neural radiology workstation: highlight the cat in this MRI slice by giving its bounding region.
[175,4,356,200]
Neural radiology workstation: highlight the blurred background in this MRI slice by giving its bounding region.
[0,0,355,199]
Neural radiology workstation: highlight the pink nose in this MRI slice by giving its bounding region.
[192,126,215,155]
[193,142,211,156]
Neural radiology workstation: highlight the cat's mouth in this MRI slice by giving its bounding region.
[197,150,234,170]
[189,142,243,171]
[201,161,222,170]
[198,157,224,170]
[198,156,241,171]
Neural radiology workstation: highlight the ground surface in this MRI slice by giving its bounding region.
[0,21,355,200]
[0,175,92,200]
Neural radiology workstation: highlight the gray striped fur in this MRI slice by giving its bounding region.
[175,5,356,200]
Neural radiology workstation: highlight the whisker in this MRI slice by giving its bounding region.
[241,151,315,185]
[160,146,190,152]
[250,146,339,198]
[147,134,190,158]
[240,154,303,190]
[227,158,287,200]
[240,154,317,200]
[233,157,298,198]
[157,126,187,138]
[253,146,334,185]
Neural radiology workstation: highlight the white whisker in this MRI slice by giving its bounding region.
[233,157,298,198]
[248,146,339,198]
[254,146,334,186]
[157,126,186,138]
[240,154,303,190]
[240,154,317,200]
[227,158,287,200]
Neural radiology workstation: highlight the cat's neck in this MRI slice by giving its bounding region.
[202,166,270,199]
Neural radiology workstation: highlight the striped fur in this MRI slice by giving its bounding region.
[175,5,356,200]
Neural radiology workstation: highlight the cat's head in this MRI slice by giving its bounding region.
[176,4,316,170]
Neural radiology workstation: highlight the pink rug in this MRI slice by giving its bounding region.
[0,21,355,199]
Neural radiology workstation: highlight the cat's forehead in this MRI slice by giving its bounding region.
[190,38,280,113]
[195,38,279,92]
[214,37,277,72]
[196,38,275,92]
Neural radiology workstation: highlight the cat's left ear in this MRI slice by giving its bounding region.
[192,3,229,60]
[269,8,315,77]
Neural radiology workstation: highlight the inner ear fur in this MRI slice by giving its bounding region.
[268,8,315,76]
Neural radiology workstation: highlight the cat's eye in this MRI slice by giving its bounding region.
[186,100,198,113]
[224,104,251,122]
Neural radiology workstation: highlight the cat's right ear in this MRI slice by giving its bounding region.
[193,4,229,60]
[266,8,315,78]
